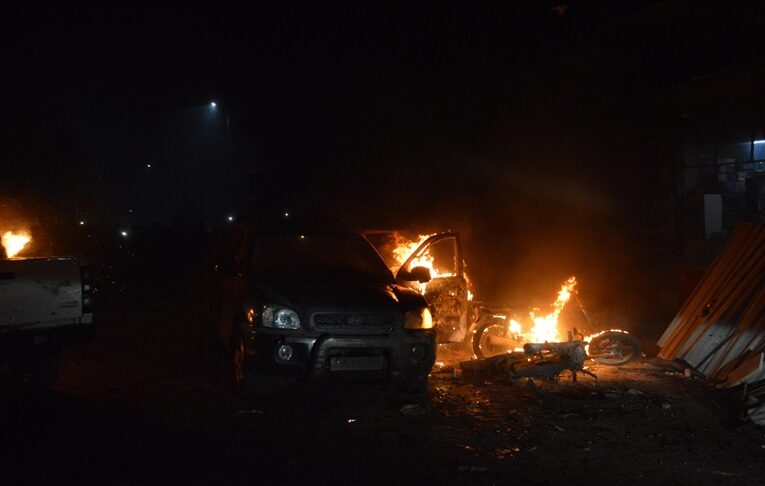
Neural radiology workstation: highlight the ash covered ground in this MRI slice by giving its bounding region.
[2,292,764,486]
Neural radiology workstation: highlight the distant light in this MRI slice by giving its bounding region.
[210,101,217,108]
[120,230,128,237]
[227,215,234,222]
[755,140,765,144]
[79,221,85,226]
[299,235,305,240]
[146,163,152,168]
[284,212,289,218]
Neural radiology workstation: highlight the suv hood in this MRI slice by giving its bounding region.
[252,281,399,310]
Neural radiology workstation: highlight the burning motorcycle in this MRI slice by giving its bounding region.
[471,282,641,368]
[463,328,641,381]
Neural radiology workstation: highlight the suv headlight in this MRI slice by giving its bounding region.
[404,307,433,330]
[262,305,301,330]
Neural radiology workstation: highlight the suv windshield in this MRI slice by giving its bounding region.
[251,233,394,283]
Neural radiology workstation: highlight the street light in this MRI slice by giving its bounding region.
[210,101,217,108]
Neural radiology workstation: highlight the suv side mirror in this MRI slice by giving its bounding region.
[400,265,431,284]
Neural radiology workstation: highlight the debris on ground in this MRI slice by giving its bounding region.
[400,403,428,415]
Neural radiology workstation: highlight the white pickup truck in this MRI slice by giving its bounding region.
[0,257,93,387]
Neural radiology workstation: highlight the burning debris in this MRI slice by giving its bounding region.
[1,229,32,258]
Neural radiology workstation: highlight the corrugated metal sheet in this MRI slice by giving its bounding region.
[747,404,765,426]
[657,224,765,425]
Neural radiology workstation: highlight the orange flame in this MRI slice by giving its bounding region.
[391,233,456,292]
[510,276,577,343]
[2,230,32,258]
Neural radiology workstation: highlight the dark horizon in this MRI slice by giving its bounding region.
[3,1,765,305]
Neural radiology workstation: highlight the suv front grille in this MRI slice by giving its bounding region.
[313,313,394,332]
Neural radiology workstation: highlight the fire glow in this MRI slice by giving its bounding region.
[2,230,32,258]
[392,234,455,291]
[509,276,577,344]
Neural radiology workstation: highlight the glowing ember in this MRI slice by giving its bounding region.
[1,230,31,258]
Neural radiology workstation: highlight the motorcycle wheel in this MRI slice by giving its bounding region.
[472,318,515,359]
[588,331,641,366]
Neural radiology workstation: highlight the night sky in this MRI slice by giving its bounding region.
[3,1,764,304]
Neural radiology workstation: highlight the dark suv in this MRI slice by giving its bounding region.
[210,219,436,393]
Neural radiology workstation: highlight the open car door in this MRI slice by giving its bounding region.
[396,233,469,343]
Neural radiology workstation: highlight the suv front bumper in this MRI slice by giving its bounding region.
[244,327,436,384]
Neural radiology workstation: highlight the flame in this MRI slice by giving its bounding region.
[2,230,32,258]
[509,319,522,336]
[582,328,630,355]
[391,233,457,292]
[391,234,431,270]
[509,276,577,343]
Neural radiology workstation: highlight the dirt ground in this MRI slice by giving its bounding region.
[2,301,765,485]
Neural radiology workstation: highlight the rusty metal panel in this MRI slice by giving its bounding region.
[725,352,763,386]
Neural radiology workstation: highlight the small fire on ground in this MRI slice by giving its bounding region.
[1,230,32,258]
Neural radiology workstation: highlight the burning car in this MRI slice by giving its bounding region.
[368,232,631,361]
[209,218,436,393]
